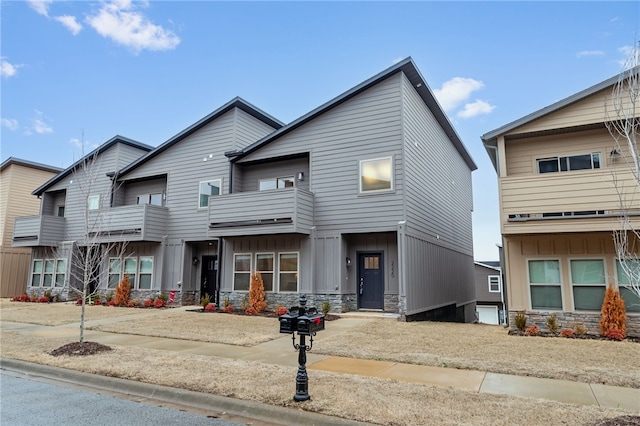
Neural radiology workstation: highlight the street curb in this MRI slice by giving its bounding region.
[1,358,371,426]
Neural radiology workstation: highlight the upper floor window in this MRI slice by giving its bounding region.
[360,157,393,193]
[537,153,600,174]
[488,275,501,293]
[259,177,295,191]
[87,195,100,210]
[137,193,163,206]
[57,206,65,217]
[199,180,221,208]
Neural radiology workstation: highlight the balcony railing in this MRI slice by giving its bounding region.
[87,204,168,242]
[13,215,66,247]
[209,187,314,237]
[499,169,640,234]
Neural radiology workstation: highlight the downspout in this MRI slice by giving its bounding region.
[397,221,407,318]
[216,238,222,308]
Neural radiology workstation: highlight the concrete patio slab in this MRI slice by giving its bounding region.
[480,373,598,406]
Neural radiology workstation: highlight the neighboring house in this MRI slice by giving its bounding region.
[12,136,153,301]
[15,58,478,320]
[474,261,505,325]
[0,158,62,297]
[482,69,640,336]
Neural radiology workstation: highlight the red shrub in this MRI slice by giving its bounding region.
[204,303,216,312]
[605,329,625,341]
[154,298,166,308]
[275,306,288,316]
[245,306,257,315]
[560,328,574,338]
[94,299,102,306]
[127,300,138,308]
[143,299,153,308]
[77,298,83,305]
[525,324,540,336]
[38,296,50,303]
[107,300,117,307]
[223,304,234,313]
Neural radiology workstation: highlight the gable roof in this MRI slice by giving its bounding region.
[32,135,152,196]
[481,66,639,169]
[118,97,284,178]
[475,261,501,271]
[226,57,477,171]
[0,157,62,174]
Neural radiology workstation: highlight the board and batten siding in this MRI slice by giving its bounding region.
[237,72,405,234]
[401,74,474,255]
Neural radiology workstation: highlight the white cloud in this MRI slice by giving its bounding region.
[55,15,83,35]
[433,77,484,111]
[31,110,54,134]
[86,0,180,53]
[1,118,19,131]
[26,0,53,17]
[1,58,19,77]
[576,50,605,58]
[457,100,495,119]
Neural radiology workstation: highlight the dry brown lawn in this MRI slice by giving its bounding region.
[1,299,638,425]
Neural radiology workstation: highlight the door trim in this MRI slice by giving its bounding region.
[357,251,384,310]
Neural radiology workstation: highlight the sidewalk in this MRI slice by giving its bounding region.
[2,307,639,415]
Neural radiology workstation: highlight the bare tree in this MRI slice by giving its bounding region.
[606,42,640,301]
[55,151,131,343]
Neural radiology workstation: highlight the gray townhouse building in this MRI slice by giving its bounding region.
[13,58,478,320]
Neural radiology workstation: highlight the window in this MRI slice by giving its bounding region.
[537,153,600,174]
[199,180,221,208]
[616,259,640,313]
[31,260,43,287]
[124,257,138,289]
[108,258,121,289]
[234,254,251,291]
[256,253,274,292]
[57,206,65,217]
[259,177,295,191]
[55,259,66,287]
[528,260,562,310]
[279,253,299,292]
[360,157,393,192]
[87,195,100,210]
[137,193,163,206]
[571,259,606,311]
[488,275,501,293]
[138,257,153,289]
[43,260,54,287]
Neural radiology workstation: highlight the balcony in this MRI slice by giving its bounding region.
[209,187,314,237]
[87,204,168,243]
[499,169,640,234]
[13,215,66,247]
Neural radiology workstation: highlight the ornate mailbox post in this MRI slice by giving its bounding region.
[279,294,325,402]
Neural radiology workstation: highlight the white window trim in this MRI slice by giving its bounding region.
[198,179,222,209]
[359,156,394,194]
[233,253,252,292]
[536,152,601,174]
[526,258,564,311]
[569,258,607,312]
[137,193,163,206]
[30,258,66,288]
[278,251,299,293]
[108,257,122,289]
[87,194,100,210]
[108,256,154,290]
[488,275,501,293]
[123,257,138,290]
[138,256,154,290]
[255,252,275,292]
[30,259,43,287]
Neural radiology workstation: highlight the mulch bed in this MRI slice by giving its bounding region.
[507,329,640,343]
[591,416,640,426]
[49,341,113,357]
[188,308,340,321]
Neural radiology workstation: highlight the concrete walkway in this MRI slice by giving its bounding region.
[2,306,639,414]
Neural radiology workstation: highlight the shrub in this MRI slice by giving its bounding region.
[204,303,216,312]
[546,314,560,335]
[30,292,38,302]
[599,284,626,337]
[19,294,30,302]
[105,292,113,303]
[573,323,587,337]
[200,293,211,310]
[247,272,267,313]
[605,329,625,341]
[223,304,234,313]
[143,299,153,308]
[525,324,540,336]
[94,299,102,306]
[241,294,249,311]
[115,275,131,306]
[43,289,52,299]
[321,301,331,315]
[107,300,117,307]
[560,328,574,338]
[127,299,138,308]
[514,311,527,331]
[245,306,257,315]
[38,296,50,303]
[154,298,166,308]
[222,296,231,309]
[52,293,60,303]
[275,306,288,316]
[76,297,83,305]
[157,292,168,302]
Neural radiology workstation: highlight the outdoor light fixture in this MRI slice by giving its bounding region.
[346,257,352,267]
[610,149,621,158]
[192,257,199,266]
[297,172,304,181]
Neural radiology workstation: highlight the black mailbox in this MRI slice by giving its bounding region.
[296,312,325,336]
[279,307,299,334]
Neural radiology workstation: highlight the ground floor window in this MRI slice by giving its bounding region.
[256,253,274,291]
[31,258,66,288]
[107,256,153,290]
[616,259,640,313]
[234,254,251,291]
[528,260,562,310]
[279,252,299,292]
[571,259,605,311]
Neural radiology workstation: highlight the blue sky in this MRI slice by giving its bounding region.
[2,1,639,261]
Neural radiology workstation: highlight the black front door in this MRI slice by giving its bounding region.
[358,252,384,310]
[200,255,217,300]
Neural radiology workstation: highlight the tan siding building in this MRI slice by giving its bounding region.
[482,68,640,337]
[0,158,61,297]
